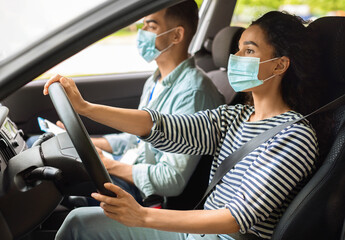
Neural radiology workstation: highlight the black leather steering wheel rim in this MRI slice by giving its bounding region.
[48,82,115,197]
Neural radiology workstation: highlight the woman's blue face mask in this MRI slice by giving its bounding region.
[136,28,176,63]
[227,54,280,92]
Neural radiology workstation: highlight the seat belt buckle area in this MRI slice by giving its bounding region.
[142,194,164,209]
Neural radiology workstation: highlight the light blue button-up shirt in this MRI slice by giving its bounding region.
[104,57,224,197]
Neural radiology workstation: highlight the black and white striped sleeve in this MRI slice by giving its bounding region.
[227,123,318,235]
[141,108,224,156]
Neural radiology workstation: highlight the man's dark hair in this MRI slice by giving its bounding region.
[165,0,199,45]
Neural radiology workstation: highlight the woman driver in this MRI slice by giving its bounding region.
[45,11,320,240]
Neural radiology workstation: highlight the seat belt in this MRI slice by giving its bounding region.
[195,93,345,209]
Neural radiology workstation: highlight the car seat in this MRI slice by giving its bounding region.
[163,155,213,210]
[194,26,244,104]
[206,26,244,104]
[194,37,217,73]
[271,16,345,240]
[340,219,345,240]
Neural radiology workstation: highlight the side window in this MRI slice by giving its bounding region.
[0,0,107,64]
[38,22,157,80]
[38,0,204,80]
[231,0,345,27]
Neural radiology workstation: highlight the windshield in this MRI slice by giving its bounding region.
[0,0,108,62]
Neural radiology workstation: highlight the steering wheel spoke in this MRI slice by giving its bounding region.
[48,82,116,197]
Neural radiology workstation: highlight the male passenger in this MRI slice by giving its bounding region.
[90,0,224,205]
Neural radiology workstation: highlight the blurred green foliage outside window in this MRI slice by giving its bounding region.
[233,0,345,27]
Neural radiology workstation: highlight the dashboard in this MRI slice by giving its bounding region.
[0,104,85,239]
[0,106,27,175]
[0,104,96,239]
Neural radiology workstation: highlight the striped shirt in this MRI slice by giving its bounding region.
[142,104,318,239]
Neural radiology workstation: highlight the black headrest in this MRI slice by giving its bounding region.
[212,26,244,68]
[308,17,345,101]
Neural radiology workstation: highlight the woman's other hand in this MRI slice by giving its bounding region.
[91,183,147,227]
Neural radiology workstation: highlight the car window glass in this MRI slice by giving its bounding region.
[38,23,158,80]
[0,0,108,63]
[36,0,204,79]
[232,0,345,28]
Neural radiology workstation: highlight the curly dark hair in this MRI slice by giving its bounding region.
[245,11,322,115]
[247,11,331,161]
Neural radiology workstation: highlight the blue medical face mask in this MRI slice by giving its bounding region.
[136,28,176,63]
[227,54,280,92]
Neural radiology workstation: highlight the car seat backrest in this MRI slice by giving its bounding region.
[271,16,345,240]
[310,17,345,104]
[165,155,213,210]
[340,219,345,240]
[194,38,216,73]
[207,26,244,104]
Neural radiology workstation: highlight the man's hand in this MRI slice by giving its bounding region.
[56,120,65,129]
[95,146,134,184]
[91,137,113,153]
[43,74,89,115]
[95,146,115,171]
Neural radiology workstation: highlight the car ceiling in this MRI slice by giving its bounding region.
[0,0,184,101]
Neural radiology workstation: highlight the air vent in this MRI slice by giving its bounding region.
[0,138,15,162]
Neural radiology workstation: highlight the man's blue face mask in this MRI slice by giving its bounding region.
[227,54,280,92]
[136,28,176,63]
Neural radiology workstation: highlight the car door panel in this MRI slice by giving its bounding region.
[1,72,151,136]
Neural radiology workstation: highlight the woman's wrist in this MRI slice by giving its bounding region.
[140,207,154,228]
[78,101,93,116]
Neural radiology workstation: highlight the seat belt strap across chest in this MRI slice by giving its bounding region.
[195,93,345,209]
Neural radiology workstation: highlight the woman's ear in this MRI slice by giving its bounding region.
[274,56,290,75]
[172,26,185,44]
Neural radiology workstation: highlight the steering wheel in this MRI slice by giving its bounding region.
[48,82,115,197]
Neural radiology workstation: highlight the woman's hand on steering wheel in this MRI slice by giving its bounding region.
[91,183,146,228]
[46,78,115,196]
[43,74,88,114]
